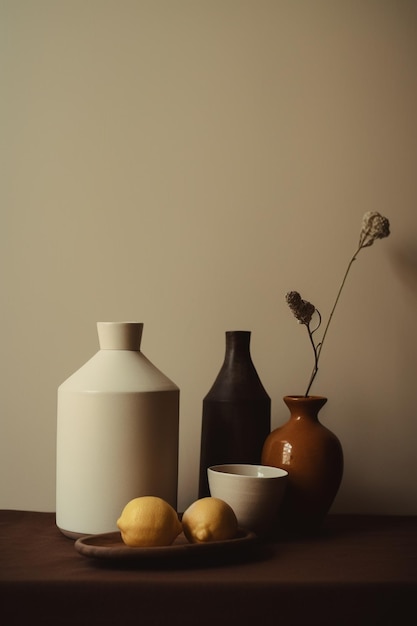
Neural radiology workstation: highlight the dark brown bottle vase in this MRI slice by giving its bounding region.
[198,331,271,498]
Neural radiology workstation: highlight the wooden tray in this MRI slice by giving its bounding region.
[74,528,257,564]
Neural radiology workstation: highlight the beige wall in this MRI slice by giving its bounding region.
[2,0,417,515]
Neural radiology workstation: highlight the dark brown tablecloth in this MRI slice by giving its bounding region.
[1,510,416,626]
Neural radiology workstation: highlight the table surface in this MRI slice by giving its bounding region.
[1,510,417,626]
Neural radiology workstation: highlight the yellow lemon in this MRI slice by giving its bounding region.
[182,497,238,543]
[117,496,182,547]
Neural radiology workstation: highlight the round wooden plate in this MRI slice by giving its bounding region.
[74,528,257,563]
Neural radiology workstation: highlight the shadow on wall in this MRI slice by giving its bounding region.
[330,241,417,515]
[389,240,417,389]
[390,241,417,298]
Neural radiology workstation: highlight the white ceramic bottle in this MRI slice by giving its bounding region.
[56,322,179,538]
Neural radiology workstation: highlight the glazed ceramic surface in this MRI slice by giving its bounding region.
[199,331,271,497]
[208,463,288,536]
[262,396,343,534]
[56,322,179,538]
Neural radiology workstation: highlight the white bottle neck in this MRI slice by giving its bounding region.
[97,322,143,350]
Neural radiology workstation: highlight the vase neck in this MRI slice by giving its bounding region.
[224,331,252,364]
[97,322,143,351]
[283,395,327,421]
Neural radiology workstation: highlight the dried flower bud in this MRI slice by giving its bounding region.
[286,291,316,325]
[359,211,390,248]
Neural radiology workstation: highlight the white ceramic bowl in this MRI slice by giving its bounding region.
[207,464,288,536]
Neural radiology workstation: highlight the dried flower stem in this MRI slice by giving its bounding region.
[304,312,322,397]
[303,248,360,397]
[287,211,390,397]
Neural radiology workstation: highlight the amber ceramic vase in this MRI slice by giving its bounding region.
[261,395,343,535]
